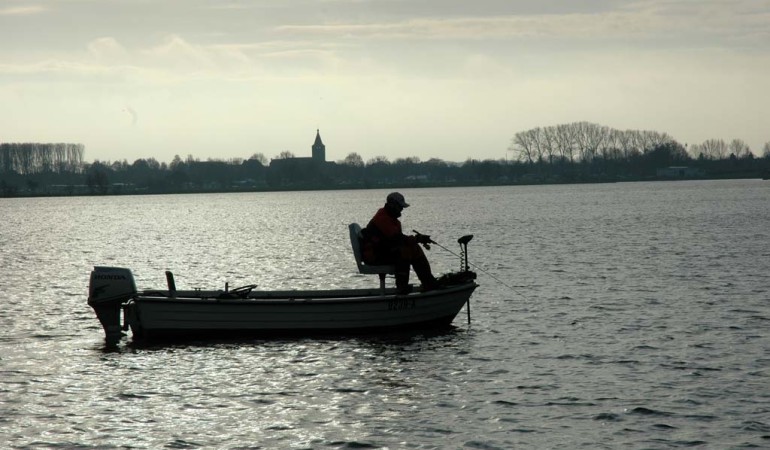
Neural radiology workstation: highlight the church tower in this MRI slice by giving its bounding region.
[311,129,326,163]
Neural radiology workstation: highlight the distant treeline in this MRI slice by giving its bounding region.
[1,124,769,197]
[1,143,84,174]
[508,122,762,163]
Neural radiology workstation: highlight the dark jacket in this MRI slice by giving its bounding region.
[362,206,405,263]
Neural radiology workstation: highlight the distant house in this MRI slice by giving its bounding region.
[656,166,705,178]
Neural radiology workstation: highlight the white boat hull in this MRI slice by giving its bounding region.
[125,284,477,339]
[87,266,479,344]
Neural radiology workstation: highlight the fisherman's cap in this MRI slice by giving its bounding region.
[386,192,409,208]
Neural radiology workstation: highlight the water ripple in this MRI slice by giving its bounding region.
[1,182,769,448]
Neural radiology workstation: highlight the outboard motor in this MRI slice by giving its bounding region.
[88,266,137,345]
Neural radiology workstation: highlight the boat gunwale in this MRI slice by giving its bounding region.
[132,282,478,305]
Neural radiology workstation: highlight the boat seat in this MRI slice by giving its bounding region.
[349,223,396,291]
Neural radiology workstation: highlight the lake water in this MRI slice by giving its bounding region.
[1,180,769,449]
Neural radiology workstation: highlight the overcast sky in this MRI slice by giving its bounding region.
[1,0,768,164]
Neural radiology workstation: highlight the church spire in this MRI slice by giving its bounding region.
[312,129,326,162]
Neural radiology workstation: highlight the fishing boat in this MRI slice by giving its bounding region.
[87,225,478,345]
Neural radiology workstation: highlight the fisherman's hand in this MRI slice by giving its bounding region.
[416,234,432,244]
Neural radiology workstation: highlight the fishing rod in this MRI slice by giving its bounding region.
[414,230,527,299]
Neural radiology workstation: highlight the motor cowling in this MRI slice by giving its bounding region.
[88,266,137,345]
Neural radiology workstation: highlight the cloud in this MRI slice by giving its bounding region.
[140,34,249,74]
[0,60,110,77]
[272,1,770,49]
[124,106,138,125]
[87,37,129,62]
[0,5,47,16]
[622,0,770,40]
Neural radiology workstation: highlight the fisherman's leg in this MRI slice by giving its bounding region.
[412,256,437,285]
[394,261,411,294]
[378,246,409,292]
[403,242,438,288]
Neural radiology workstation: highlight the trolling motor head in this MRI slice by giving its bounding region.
[457,235,473,245]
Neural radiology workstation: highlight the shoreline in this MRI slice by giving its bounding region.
[1,175,766,199]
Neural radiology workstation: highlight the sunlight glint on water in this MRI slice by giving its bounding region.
[1,180,769,448]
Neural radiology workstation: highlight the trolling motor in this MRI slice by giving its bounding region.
[456,235,476,324]
[458,235,473,272]
[412,230,478,323]
[444,234,477,285]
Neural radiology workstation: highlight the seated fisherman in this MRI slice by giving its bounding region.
[362,192,439,293]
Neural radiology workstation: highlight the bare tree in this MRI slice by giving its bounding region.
[573,122,605,161]
[615,130,634,159]
[0,143,85,174]
[170,154,183,170]
[249,152,267,165]
[341,152,364,167]
[529,127,547,162]
[592,124,612,160]
[367,155,389,165]
[728,139,752,158]
[510,129,538,163]
[554,124,576,162]
[700,139,728,159]
[638,131,673,152]
[394,156,420,165]
[688,143,703,159]
[542,126,557,163]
